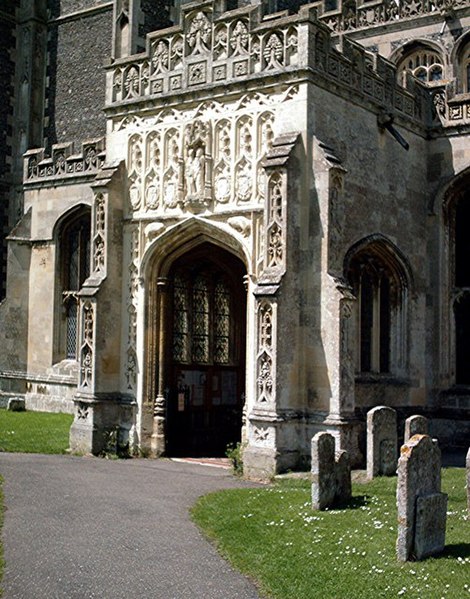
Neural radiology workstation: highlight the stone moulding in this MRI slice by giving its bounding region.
[23,138,106,185]
[105,1,428,130]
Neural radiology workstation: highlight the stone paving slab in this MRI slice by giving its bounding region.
[0,453,262,599]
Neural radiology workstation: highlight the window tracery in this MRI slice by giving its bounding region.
[397,48,444,86]
[347,244,406,376]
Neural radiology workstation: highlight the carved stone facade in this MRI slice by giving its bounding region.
[0,0,470,479]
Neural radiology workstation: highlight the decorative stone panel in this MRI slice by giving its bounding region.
[24,139,105,185]
[109,6,299,104]
[255,300,276,406]
[317,0,468,34]
[78,300,96,392]
[118,91,294,216]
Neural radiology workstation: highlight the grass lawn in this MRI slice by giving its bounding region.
[0,409,73,454]
[0,476,3,598]
[192,469,470,599]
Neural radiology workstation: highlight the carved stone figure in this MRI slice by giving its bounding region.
[185,146,205,199]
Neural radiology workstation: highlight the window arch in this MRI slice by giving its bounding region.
[450,33,470,94]
[396,43,445,87]
[56,208,91,361]
[346,239,409,376]
[458,42,470,92]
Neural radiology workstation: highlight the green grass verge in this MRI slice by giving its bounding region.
[192,469,470,599]
[0,409,73,454]
[0,476,3,598]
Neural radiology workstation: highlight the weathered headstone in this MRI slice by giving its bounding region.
[397,434,447,561]
[7,397,25,412]
[367,406,397,478]
[311,432,351,510]
[467,447,470,516]
[404,415,428,443]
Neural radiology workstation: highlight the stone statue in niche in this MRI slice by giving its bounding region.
[186,145,206,199]
[183,120,211,212]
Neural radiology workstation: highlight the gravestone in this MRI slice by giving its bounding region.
[311,432,351,510]
[367,406,397,478]
[396,434,447,561]
[7,397,25,412]
[404,415,428,443]
[467,447,470,516]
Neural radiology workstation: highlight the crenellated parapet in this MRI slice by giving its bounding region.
[23,138,106,186]
[315,0,468,34]
[105,1,430,129]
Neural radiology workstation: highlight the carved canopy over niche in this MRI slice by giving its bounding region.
[125,103,279,214]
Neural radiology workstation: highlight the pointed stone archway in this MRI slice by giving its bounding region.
[141,221,249,458]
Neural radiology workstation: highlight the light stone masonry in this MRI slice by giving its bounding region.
[396,435,447,562]
[311,432,351,510]
[404,415,428,443]
[367,406,397,479]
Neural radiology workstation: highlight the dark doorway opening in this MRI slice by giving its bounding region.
[455,294,470,385]
[166,243,246,457]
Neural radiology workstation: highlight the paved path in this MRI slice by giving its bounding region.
[0,453,261,599]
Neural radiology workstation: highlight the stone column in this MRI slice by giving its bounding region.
[152,277,168,457]
[324,282,363,467]
[70,164,128,455]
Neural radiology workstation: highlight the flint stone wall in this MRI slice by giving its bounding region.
[311,432,351,510]
[397,434,447,561]
[367,406,397,478]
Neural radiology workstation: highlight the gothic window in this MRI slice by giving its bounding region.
[397,47,444,86]
[348,244,407,376]
[59,210,91,360]
[459,43,470,93]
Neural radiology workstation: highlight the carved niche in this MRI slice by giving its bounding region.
[78,300,95,391]
[92,193,106,276]
[255,300,277,405]
[182,119,212,212]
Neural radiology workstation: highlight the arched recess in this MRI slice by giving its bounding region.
[344,235,412,377]
[142,218,250,456]
[441,168,470,386]
[52,204,92,364]
[390,40,447,86]
[450,31,470,93]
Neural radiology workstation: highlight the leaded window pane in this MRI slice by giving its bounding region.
[173,274,189,362]
[66,301,78,359]
[192,275,210,363]
[214,279,230,364]
[61,211,91,360]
